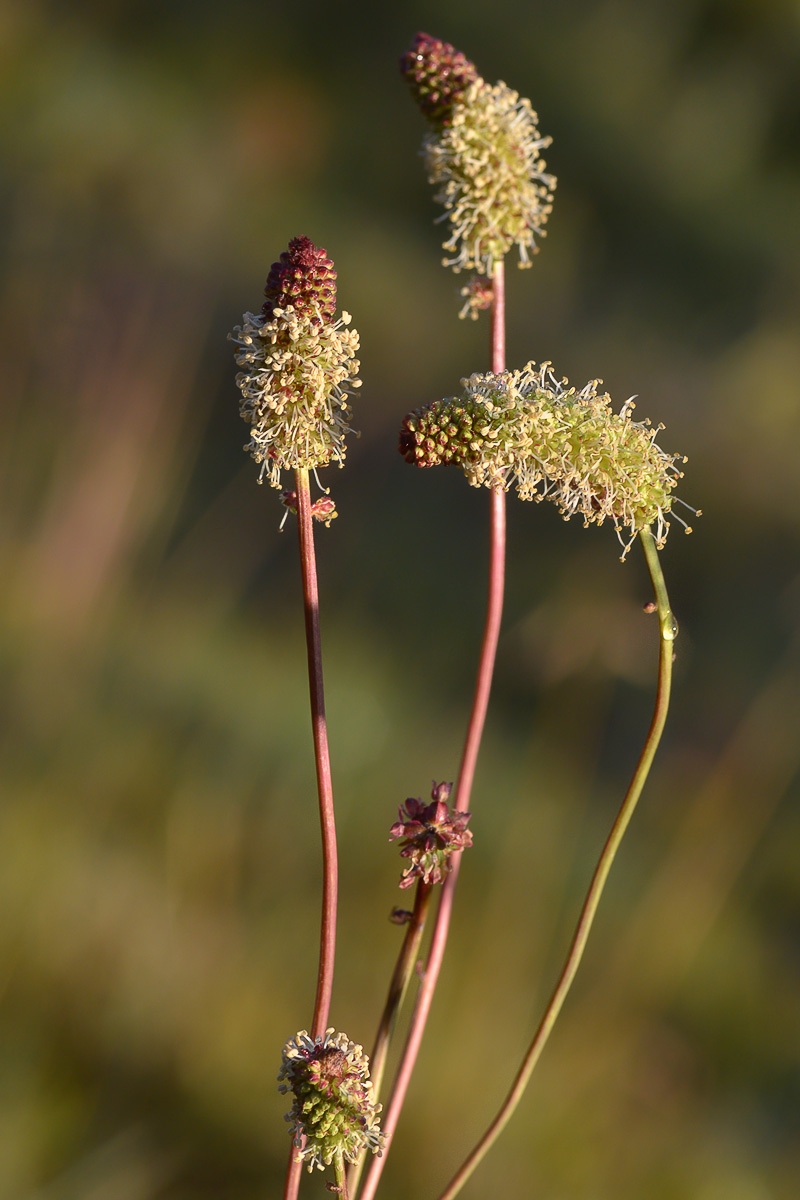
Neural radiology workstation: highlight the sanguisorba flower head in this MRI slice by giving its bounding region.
[399,363,690,557]
[389,781,473,889]
[278,1029,384,1172]
[401,32,555,279]
[229,236,361,488]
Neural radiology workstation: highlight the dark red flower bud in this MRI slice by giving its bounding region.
[400,32,479,127]
[262,236,337,322]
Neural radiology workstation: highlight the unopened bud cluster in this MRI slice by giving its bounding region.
[278,1029,384,1173]
[230,237,361,487]
[400,363,688,556]
[400,32,479,127]
[401,33,555,279]
[389,781,473,889]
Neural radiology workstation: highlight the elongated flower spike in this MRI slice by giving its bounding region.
[401,32,556,283]
[229,236,362,489]
[400,362,692,558]
[389,781,473,889]
[278,1029,385,1173]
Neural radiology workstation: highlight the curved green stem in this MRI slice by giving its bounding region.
[370,882,434,1101]
[346,882,433,1198]
[435,525,676,1200]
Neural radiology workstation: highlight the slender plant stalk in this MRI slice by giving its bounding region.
[356,261,508,1200]
[296,466,339,1039]
[370,883,434,1100]
[434,525,676,1200]
[345,883,433,1198]
[334,1153,349,1199]
[490,258,506,375]
[283,465,340,1200]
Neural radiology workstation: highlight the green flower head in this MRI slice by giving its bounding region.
[229,237,362,488]
[400,363,692,558]
[278,1029,384,1173]
[402,33,555,280]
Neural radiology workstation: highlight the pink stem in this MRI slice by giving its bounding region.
[491,259,506,374]
[357,263,507,1200]
[283,467,339,1200]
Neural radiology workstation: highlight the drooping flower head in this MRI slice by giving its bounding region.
[278,1029,384,1173]
[389,781,473,889]
[401,32,555,282]
[229,237,362,488]
[399,363,692,558]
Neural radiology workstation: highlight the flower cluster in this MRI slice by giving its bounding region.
[278,1029,384,1173]
[230,237,362,488]
[262,236,338,322]
[401,32,555,279]
[400,32,479,127]
[389,781,473,889]
[399,363,689,557]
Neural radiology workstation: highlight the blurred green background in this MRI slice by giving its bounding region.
[1,1,799,1197]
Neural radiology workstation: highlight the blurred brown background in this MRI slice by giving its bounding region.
[1,1,798,1198]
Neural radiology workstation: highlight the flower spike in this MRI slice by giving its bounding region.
[229,237,362,488]
[402,33,556,282]
[400,363,691,557]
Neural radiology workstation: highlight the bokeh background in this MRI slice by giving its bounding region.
[1,1,799,1197]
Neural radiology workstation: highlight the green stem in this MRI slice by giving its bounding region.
[435,525,676,1200]
[334,1152,349,1199]
[346,882,433,1197]
[370,882,433,1098]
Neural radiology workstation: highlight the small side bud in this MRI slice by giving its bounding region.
[459,274,494,320]
[280,491,339,528]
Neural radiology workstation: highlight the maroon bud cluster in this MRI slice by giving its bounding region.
[400,32,479,127]
[262,235,337,322]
